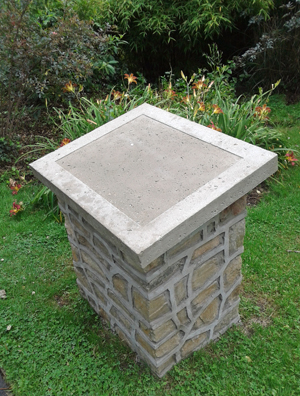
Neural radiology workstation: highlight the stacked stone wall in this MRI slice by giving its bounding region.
[59,196,246,377]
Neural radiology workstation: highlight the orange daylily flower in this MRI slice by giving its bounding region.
[164,88,177,100]
[111,90,123,101]
[192,80,207,90]
[9,179,22,195]
[198,101,205,111]
[124,73,137,85]
[212,104,223,114]
[60,138,71,147]
[9,201,23,216]
[62,81,77,93]
[182,95,191,104]
[254,104,271,120]
[285,151,298,166]
[208,122,222,132]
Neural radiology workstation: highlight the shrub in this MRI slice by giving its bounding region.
[0,0,124,138]
[96,0,274,77]
[235,0,300,95]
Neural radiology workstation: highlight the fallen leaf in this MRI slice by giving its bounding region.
[0,290,7,299]
[7,325,12,331]
[245,356,252,362]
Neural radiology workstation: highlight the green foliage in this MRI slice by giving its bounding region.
[0,138,21,164]
[97,0,274,76]
[0,0,124,139]
[235,0,300,93]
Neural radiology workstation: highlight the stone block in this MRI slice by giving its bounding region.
[193,297,220,330]
[213,305,239,336]
[112,274,129,300]
[181,331,209,358]
[110,306,132,332]
[70,243,80,262]
[192,252,223,291]
[108,289,135,320]
[136,332,181,359]
[229,220,245,256]
[220,195,246,223]
[132,289,171,322]
[69,214,90,238]
[223,256,242,292]
[177,308,191,326]
[191,280,219,315]
[114,325,132,348]
[167,230,203,259]
[191,235,222,260]
[81,250,106,280]
[140,319,177,343]
[91,282,107,305]
[74,266,90,291]
[224,285,240,310]
[174,275,188,305]
[93,235,111,259]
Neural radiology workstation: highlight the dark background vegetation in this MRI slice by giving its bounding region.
[1,0,300,162]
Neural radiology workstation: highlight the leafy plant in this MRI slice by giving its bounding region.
[0,0,124,139]
[96,0,273,77]
[0,138,21,164]
[235,0,300,94]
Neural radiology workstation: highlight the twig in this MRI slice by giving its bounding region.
[287,250,300,253]
[0,387,10,390]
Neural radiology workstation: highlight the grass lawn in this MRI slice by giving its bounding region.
[0,95,300,395]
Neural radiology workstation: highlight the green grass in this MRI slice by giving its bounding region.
[0,95,300,395]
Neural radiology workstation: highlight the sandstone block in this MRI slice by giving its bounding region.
[223,256,242,292]
[136,332,181,359]
[70,214,90,238]
[229,220,245,256]
[91,282,107,305]
[168,230,203,259]
[191,280,219,314]
[192,252,224,292]
[224,285,240,310]
[114,324,132,348]
[213,305,239,336]
[148,257,186,291]
[140,319,176,343]
[144,255,165,273]
[191,235,222,261]
[132,289,171,322]
[93,235,110,259]
[110,306,132,332]
[177,308,191,326]
[174,275,188,305]
[70,243,80,262]
[108,289,134,320]
[112,274,129,300]
[74,266,91,291]
[81,250,106,279]
[220,196,246,223]
[64,215,75,240]
[181,331,209,358]
[77,234,92,250]
[193,297,220,330]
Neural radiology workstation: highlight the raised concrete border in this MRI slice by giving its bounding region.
[30,103,277,267]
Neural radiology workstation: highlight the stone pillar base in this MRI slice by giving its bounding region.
[59,196,246,377]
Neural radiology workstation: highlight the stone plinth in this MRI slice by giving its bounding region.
[30,103,277,377]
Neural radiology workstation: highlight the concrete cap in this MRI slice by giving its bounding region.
[30,103,277,265]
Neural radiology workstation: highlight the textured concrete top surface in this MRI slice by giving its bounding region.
[30,103,278,265]
[57,115,239,225]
